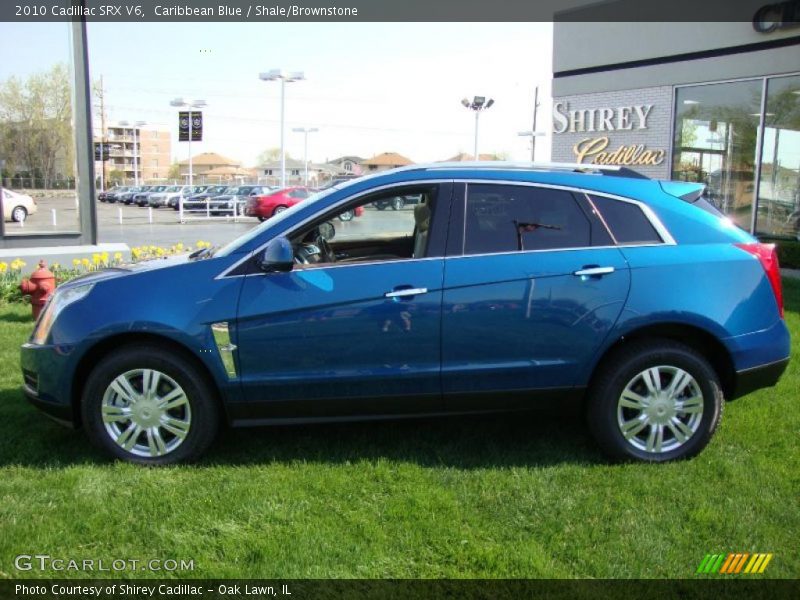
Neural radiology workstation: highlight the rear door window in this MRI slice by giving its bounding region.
[464,184,593,254]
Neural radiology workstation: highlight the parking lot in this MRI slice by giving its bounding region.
[4,193,417,249]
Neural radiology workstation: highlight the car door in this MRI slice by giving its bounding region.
[441,182,631,411]
[234,182,452,420]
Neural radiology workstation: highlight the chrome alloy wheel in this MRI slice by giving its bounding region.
[616,366,704,454]
[101,369,191,458]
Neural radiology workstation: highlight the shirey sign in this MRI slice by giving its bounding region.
[552,101,666,166]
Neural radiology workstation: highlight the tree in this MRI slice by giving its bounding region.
[256,147,292,165]
[167,162,182,182]
[0,63,74,186]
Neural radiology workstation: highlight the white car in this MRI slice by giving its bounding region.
[1,188,37,222]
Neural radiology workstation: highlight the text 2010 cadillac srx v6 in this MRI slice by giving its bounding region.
[21,163,790,464]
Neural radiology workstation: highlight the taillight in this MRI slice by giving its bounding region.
[735,243,784,319]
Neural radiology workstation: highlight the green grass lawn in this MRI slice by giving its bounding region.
[0,281,798,580]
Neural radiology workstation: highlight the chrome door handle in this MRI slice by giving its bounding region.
[574,266,615,277]
[385,287,428,298]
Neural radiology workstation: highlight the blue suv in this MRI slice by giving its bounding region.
[20,163,790,464]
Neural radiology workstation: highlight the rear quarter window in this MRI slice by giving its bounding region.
[588,194,663,244]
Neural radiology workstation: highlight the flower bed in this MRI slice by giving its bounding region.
[0,241,213,304]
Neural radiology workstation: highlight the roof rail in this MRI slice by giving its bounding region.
[394,161,649,179]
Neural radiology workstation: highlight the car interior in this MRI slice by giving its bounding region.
[290,187,436,267]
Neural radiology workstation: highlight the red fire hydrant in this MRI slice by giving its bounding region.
[19,260,56,320]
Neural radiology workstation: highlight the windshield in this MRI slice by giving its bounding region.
[165,186,180,192]
[223,187,239,195]
[215,186,340,257]
[153,186,166,192]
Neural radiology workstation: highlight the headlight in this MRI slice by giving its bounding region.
[31,284,94,345]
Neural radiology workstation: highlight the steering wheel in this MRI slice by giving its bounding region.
[317,234,335,263]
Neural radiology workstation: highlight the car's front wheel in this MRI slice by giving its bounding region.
[11,206,27,222]
[82,345,219,464]
[587,339,723,462]
[338,209,355,221]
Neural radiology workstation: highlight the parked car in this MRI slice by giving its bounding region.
[1,188,37,222]
[246,187,313,221]
[373,194,422,211]
[177,185,229,211]
[118,186,147,205]
[167,185,209,209]
[185,185,267,216]
[105,186,129,203]
[133,185,167,207]
[21,163,790,465]
[148,185,193,208]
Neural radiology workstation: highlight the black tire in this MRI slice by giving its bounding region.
[374,202,387,211]
[81,344,220,465]
[273,205,288,216]
[586,339,723,462]
[391,197,404,211]
[338,209,354,222]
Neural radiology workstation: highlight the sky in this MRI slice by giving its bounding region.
[0,22,554,167]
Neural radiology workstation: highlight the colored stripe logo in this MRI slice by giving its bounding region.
[696,553,773,574]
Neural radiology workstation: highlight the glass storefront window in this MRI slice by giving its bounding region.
[755,75,800,240]
[672,80,763,230]
[0,23,81,236]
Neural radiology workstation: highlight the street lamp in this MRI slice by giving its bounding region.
[259,69,305,188]
[461,96,494,159]
[119,119,147,185]
[517,130,545,162]
[292,127,318,187]
[169,98,206,188]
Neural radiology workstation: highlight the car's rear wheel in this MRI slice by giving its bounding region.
[11,206,27,222]
[338,209,355,221]
[82,345,219,465]
[586,339,723,462]
[273,205,288,216]
[391,197,404,211]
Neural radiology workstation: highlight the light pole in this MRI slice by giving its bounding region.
[119,119,147,185]
[461,96,494,159]
[517,131,545,162]
[169,98,206,187]
[292,127,318,187]
[259,69,305,188]
[170,98,205,222]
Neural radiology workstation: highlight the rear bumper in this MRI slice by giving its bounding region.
[730,357,790,400]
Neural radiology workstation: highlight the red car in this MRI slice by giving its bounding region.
[247,187,312,221]
[247,186,364,222]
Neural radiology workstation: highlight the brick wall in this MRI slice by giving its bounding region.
[550,86,673,179]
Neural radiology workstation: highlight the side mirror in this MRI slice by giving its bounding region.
[259,237,294,273]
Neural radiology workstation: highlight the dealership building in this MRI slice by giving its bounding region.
[551,20,800,237]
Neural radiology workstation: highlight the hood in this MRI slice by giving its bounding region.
[60,254,193,290]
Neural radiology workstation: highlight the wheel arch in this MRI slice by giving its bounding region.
[70,332,228,428]
[588,322,736,400]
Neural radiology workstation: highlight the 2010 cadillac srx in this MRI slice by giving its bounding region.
[20,163,790,464]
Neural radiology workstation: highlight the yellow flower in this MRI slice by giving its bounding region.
[81,258,90,267]
[114,252,123,262]
[0,262,7,273]
[92,253,101,265]
[72,258,81,267]
[52,263,60,270]
[175,242,184,251]
[101,252,109,263]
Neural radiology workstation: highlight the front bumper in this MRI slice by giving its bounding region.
[20,342,77,428]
